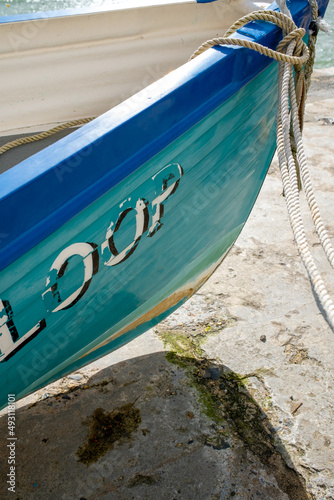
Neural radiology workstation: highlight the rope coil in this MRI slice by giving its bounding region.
[190,0,334,330]
[189,10,309,67]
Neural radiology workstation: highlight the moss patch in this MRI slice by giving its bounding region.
[162,331,205,358]
[159,328,312,500]
[76,403,141,465]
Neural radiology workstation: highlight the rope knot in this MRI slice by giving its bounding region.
[309,20,319,36]
[189,10,310,70]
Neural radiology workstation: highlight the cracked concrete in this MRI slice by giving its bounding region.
[0,69,333,500]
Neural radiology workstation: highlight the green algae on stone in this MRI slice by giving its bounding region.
[165,350,224,423]
[161,331,205,358]
[76,403,141,465]
[159,329,312,499]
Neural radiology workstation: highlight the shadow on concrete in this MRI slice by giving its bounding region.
[0,351,310,500]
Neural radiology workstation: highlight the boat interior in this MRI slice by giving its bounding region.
[0,0,266,174]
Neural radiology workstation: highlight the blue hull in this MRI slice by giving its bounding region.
[0,0,328,408]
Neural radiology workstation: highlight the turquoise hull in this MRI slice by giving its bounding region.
[0,0,328,408]
[0,63,278,407]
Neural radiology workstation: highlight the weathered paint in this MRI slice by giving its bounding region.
[0,0,328,408]
[0,62,278,408]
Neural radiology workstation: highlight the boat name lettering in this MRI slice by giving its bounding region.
[0,163,183,362]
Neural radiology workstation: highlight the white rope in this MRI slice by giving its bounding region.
[189,10,309,65]
[191,0,334,329]
[276,0,292,19]
[275,6,334,329]
[276,47,334,325]
[1,0,333,329]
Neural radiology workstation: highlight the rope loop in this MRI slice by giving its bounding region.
[191,1,334,331]
[189,9,309,69]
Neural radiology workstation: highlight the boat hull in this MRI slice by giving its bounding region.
[0,0,329,408]
[0,62,278,407]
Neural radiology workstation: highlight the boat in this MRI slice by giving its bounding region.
[0,0,329,409]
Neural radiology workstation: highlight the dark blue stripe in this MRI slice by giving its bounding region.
[0,0,328,272]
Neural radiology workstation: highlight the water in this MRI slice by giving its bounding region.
[0,0,333,67]
[0,0,115,15]
[314,2,334,67]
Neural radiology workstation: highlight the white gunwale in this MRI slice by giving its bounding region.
[0,0,262,135]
